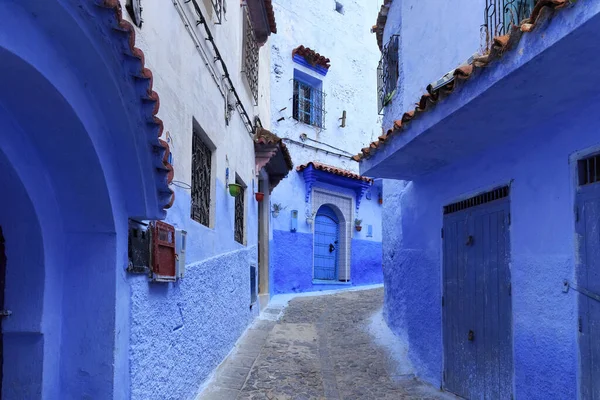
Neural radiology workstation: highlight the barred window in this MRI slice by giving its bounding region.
[484,0,536,47]
[234,179,245,244]
[242,8,259,104]
[378,35,399,114]
[292,70,326,129]
[191,128,212,227]
[201,0,224,24]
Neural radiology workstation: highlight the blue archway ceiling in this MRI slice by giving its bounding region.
[95,0,175,212]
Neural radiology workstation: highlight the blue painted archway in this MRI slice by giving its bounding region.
[0,1,173,398]
[314,205,340,280]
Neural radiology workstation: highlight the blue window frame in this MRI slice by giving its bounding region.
[293,69,325,129]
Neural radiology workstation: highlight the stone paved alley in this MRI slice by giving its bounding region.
[198,288,455,400]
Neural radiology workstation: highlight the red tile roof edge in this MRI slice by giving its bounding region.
[264,0,277,34]
[372,0,393,51]
[356,0,569,163]
[297,162,373,183]
[254,128,294,171]
[100,0,175,210]
[292,46,331,70]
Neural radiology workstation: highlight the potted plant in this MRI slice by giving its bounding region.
[255,192,264,202]
[378,195,383,205]
[355,218,363,232]
[271,203,286,218]
[306,210,316,225]
[228,183,242,197]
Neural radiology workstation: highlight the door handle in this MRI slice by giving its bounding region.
[329,243,335,253]
[468,330,474,341]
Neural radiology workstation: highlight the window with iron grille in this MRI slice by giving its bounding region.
[292,70,326,129]
[201,0,225,24]
[234,180,245,244]
[242,8,259,104]
[378,35,399,114]
[484,0,536,48]
[444,186,510,215]
[191,128,212,227]
[578,153,600,187]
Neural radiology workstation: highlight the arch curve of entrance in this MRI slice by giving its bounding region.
[0,0,173,397]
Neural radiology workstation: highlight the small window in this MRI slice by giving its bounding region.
[378,35,399,114]
[335,1,344,14]
[191,127,213,227]
[234,177,246,245]
[293,70,326,129]
[242,8,259,104]
[578,153,600,186]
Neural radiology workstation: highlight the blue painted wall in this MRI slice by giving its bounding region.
[381,0,486,131]
[128,179,259,400]
[382,100,600,398]
[271,230,382,294]
[129,247,257,400]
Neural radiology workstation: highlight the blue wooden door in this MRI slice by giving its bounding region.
[314,206,339,280]
[443,194,512,399]
[577,178,600,400]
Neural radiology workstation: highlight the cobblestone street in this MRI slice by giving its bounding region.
[199,288,455,400]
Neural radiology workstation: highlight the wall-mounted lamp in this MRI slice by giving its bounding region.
[290,210,298,232]
[339,110,347,128]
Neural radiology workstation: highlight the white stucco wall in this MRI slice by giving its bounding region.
[269,0,383,231]
[118,1,274,398]
[120,0,272,261]
[269,0,383,170]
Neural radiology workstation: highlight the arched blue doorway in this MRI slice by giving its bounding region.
[314,205,339,280]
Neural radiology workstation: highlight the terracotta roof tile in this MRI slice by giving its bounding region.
[297,162,373,183]
[292,46,331,70]
[254,128,293,171]
[356,0,569,163]
[264,0,277,34]
[372,0,393,51]
[99,0,174,210]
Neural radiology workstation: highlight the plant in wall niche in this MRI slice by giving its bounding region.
[271,203,286,218]
[378,192,383,205]
[228,183,243,197]
[383,90,396,107]
[305,210,317,225]
[355,218,363,232]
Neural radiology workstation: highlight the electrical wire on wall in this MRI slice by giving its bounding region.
[281,137,356,161]
[173,0,254,135]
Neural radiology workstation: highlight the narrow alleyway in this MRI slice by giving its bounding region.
[199,288,454,400]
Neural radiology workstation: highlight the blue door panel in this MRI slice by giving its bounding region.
[443,198,512,399]
[314,206,338,281]
[577,185,600,400]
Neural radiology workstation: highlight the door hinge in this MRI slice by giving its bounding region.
[508,283,512,296]
[443,369,446,382]
[579,316,582,333]
[0,310,12,318]
[442,295,445,307]
[508,212,511,226]
[441,228,444,239]
[575,206,579,223]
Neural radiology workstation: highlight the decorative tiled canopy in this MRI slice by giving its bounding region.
[297,162,372,211]
[254,128,293,192]
[292,46,331,75]
[246,0,277,45]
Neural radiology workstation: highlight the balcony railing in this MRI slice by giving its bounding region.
[483,0,536,48]
[377,35,399,114]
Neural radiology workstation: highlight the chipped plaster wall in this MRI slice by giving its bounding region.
[268,0,383,294]
[119,0,271,398]
[381,0,486,130]
[381,100,600,398]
